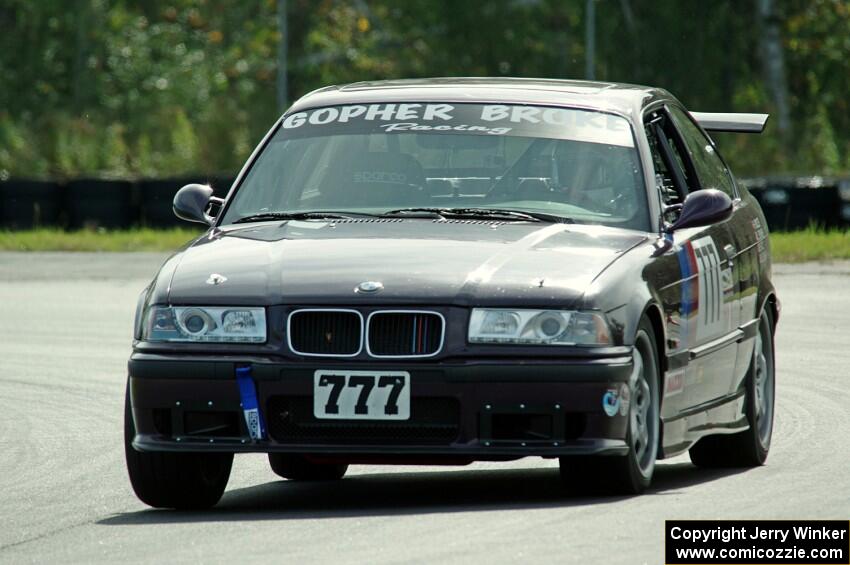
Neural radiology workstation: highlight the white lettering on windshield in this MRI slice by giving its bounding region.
[365,104,398,120]
[338,105,367,122]
[421,104,454,121]
[309,107,339,124]
[279,103,634,147]
[380,122,512,135]
[479,104,632,145]
[395,103,422,119]
[283,103,457,128]
[282,112,308,128]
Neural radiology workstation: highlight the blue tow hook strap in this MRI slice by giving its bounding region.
[235,365,266,441]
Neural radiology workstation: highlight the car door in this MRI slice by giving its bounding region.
[667,105,760,397]
[645,106,741,411]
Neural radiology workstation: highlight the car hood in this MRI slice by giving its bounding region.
[166,220,647,307]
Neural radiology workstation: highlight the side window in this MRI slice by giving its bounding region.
[668,106,737,198]
[644,111,693,206]
[662,128,693,190]
[645,125,679,206]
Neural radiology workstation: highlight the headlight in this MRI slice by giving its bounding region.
[143,306,266,343]
[468,309,611,346]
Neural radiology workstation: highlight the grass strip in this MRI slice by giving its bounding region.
[0,228,203,252]
[0,227,849,262]
[769,227,850,263]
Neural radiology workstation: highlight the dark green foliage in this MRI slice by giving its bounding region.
[0,0,847,179]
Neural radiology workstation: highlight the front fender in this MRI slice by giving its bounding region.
[580,241,661,348]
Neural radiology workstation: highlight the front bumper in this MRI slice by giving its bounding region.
[128,353,634,457]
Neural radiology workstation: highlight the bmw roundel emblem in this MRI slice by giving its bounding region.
[356,281,384,293]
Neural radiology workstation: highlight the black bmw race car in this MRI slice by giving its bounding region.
[125,78,778,508]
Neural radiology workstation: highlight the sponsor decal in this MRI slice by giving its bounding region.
[676,240,699,347]
[751,217,768,264]
[353,171,408,184]
[676,236,726,345]
[283,103,456,128]
[279,103,635,146]
[720,267,734,295]
[664,368,685,397]
[380,122,512,135]
[691,236,723,335]
[602,388,621,417]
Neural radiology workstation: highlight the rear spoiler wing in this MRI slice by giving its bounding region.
[691,112,769,133]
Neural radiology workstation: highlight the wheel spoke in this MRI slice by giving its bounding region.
[753,331,766,420]
[635,436,647,461]
[629,347,655,470]
[752,315,774,448]
[640,380,650,420]
[630,406,640,440]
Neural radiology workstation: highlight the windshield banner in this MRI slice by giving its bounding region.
[280,103,634,147]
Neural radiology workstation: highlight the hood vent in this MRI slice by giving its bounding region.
[432,219,505,226]
[330,218,404,224]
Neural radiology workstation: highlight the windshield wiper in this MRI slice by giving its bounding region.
[382,207,572,223]
[233,211,372,224]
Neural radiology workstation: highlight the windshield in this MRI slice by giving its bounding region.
[221,103,649,230]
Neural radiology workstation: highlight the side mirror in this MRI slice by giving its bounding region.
[665,189,733,233]
[173,183,216,225]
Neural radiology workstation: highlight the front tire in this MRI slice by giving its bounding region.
[124,386,233,509]
[560,318,660,495]
[268,454,348,481]
[689,308,775,467]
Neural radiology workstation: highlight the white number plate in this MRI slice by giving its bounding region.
[313,370,410,420]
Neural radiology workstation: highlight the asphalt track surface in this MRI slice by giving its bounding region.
[1,252,848,564]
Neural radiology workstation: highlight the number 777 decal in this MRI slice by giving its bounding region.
[313,370,411,421]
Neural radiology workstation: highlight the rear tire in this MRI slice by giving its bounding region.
[560,318,660,495]
[689,308,775,468]
[268,454,348,481]
[124,386,233,509]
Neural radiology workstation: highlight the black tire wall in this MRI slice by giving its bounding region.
[0,179,63,229]
[65,179,134,229]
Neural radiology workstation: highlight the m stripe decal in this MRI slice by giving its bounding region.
[678,236,724,345]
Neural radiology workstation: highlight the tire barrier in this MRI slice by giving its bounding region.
[138,177,233,227]
[138,177,197,228]
[0,179,63,229]
[741,176,849,231]
[65,179,135,229]
[0,176,234,229]
[0,175,845,231]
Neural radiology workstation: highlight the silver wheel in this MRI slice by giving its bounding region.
[559,321,661,494]
[753,313,774,449]
[629,338,659,479]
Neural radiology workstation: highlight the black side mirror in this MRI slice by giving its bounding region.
[173,184,216,225]
[665,189,733,233]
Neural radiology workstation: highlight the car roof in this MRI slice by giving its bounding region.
[288,77,674,119]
